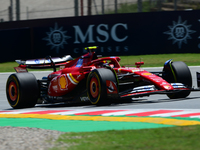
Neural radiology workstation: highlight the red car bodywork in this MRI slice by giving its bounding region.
[8,46,198,108]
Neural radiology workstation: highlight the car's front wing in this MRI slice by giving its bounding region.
[119,83,200,99]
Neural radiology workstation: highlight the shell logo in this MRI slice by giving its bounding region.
[59,76,68,89]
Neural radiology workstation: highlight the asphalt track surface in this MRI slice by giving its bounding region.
[0,66,200,132]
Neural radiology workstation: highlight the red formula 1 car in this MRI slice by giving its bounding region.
[6,46,200,108]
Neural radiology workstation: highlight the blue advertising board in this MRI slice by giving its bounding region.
[0,10,199,61]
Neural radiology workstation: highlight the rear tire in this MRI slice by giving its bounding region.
[6,73,39,109]
[87,68,117,105]
[162,61,192,99]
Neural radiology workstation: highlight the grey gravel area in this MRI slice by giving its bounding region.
[0,126,67,150]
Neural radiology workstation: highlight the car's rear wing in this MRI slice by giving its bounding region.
[14,55,73,72]
[16,55,73,65]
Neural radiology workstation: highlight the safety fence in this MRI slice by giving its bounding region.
[0,0,200,22]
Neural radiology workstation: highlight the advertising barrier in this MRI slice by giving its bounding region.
[0,10,200,62]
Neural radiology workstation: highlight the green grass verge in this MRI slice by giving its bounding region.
[51,125,200,150]
[119,53,200,67]
[1,53,200,72]
[0,61,19,72]
[0,61,53,72]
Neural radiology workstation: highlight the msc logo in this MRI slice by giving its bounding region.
[163,16,196,49]
[175,27,186,38]
[43,23,71,53]
[73,23,128,44]
[43,23,128,53]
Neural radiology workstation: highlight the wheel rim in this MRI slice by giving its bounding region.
[8,81,18,101]
[90,76,99,98]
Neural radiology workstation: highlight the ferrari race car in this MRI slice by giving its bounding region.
[6,46,200,108]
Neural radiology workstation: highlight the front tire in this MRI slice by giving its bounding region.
[163,61,192,99]
[87,68,117,105]
[6,73,39,109]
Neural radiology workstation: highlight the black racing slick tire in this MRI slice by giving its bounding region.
[6,73,39,109]
[87,68,117,105]
[163,61,192,99]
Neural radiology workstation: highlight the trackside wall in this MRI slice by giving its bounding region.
[0,10,200,62]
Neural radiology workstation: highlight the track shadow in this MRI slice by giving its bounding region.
[130,96,200,104]
[4,96,200,110]
[35,102,92,108]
